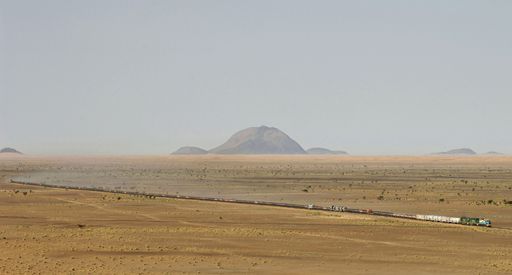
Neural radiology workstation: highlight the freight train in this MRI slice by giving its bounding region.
[9,179,492,227]
[415,214,491,227]
[328,205,492,227]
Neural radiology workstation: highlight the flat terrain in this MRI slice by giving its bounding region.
[1,155,512,274]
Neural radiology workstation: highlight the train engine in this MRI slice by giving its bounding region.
[460,217,492,227]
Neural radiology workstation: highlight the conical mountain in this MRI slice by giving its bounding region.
[209,126,306,154]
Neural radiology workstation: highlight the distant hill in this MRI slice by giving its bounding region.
[0,147,22,154]
[209,126,306,154]
[434,148,477,155]
[306,147,348,155]
[483,151,503,155]
[172,146,208,155]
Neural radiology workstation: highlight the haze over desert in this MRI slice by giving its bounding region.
[2,1,512,274]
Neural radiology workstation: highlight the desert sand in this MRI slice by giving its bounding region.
[1,155,512,274]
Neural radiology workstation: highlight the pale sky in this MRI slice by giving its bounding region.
[1,0,511,155]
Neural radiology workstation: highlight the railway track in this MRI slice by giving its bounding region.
[8,179,492,228]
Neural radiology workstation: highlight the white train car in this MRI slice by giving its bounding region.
[416,214,460,224]
[448,217,461,223]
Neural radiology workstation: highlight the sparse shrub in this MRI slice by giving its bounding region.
[377,195,384,200]
[439,198,445,202]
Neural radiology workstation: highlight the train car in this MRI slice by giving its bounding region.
[460,217,491,227]
[480,219,492,227]
[416,214,457,223]
[391,213,417,219]
[448,217,461,224]
[330,205,346,212]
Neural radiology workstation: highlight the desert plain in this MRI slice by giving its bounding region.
[1,155,512,274]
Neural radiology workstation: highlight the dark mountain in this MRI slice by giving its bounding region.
[435,148,477,155]
[0,147,22,154]
[209,126,306,154]
[306,147,348,155]
[172,146,208,155]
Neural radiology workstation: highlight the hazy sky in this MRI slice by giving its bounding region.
[1,1,511,155]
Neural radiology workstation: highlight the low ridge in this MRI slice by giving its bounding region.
[434,148,477,155]
[0,147,22,154]
[483,151,503,155]
[172,146,208,155]
[306,147,348,155]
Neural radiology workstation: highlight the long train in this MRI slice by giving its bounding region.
[9,179,491,227]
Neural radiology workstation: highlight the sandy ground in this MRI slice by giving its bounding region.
[1,155,512,274]
[11,155,512,228]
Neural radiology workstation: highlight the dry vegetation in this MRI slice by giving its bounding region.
[13,155,512,228]
[1,155,512,274]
